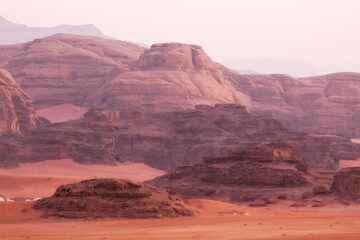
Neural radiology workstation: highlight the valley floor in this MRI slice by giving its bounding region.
[1,161,360,240]
[1,199,360,240]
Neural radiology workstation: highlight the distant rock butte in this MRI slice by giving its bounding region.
[33,178,196,219]
[0,69,44,135]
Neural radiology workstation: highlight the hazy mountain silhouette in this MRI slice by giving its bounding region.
[222,58,324,77]
[0,15,110,45]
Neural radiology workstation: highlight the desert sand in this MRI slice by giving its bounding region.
[1,199,360,240]
[339,159,360,168]
[36,103,88,122]
[0,159,164,198]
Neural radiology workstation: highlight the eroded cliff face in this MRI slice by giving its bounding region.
[0,69,42,135]
[0,104,358,170]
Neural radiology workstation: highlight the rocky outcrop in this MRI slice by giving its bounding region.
[147,142,329,203]
[33,178,196,218]
[330,167,360,197]
[0,104,359,169]
[0,69,44,135]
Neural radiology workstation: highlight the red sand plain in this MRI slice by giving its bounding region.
[1,161,360,239]
[36,103,88,122]
[0,159,164,198]
[339,159,360,168]
[1,199,360,240]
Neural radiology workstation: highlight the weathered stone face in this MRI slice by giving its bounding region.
[33,178,196,219]
[0,69,43,135]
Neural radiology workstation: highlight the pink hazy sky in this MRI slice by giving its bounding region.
[0,0,359,73]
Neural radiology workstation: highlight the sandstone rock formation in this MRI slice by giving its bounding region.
[330,167,360,198]
[2,34,360,138]
[0,104,358,169]
[104,43,249,111]
[33,178,196,218]
[226,71,360,137]
[0,69,44,135]
[0,34,145,109]
[0,35,248,111]
[147,142,331,202]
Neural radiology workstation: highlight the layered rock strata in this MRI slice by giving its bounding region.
[148,142,330,202]
[0,104,358,170]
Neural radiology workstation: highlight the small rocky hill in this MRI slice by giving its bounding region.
[33,178,196,218]
[147,142,321,202]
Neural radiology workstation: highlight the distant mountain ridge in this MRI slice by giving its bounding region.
[222,58,324,77]
[0,15,110,45]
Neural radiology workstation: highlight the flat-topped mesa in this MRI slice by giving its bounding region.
[138,43,217,71]
[0,69,43,135]
[33,178,196,219]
